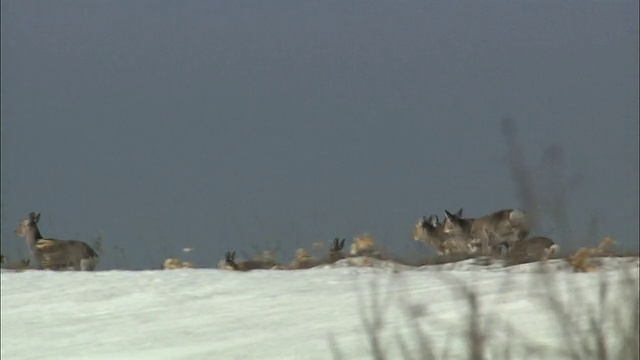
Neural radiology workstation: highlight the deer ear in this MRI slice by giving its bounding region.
[444,210,454,219]
[231,251,236,260]
[456,208,463,217]
[35,213,41,223]
[339,238,346,249]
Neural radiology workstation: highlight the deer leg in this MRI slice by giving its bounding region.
[71,260,82,271]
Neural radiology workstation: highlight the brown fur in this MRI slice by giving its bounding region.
[15,212,99,271]
[218,251,278,271]
[412,212,472,255]
[507,236,558,261]
[286,238,347,269]
[2,259,32,271]
[443,209,530,255]
[328,238,347,262]
[412,216,446,253]
[218,237,350,272]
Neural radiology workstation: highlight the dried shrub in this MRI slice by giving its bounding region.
[351,233,380,257]
[162,258,193,270]
[312,241,326,250]
[287,248,315,269]
[251,250,278,263]
[569,237,616,272]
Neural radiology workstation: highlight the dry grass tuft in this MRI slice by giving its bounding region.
[568,237,617,272]
[287,248,316,269]
[351,233,380,257]
[312,241,326,250]
[251,250,278,263]
[162,258,193,270]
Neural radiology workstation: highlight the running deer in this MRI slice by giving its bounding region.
[442,208,530,255]
[14,212,99,271]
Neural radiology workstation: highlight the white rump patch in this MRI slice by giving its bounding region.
[547,244,559,255]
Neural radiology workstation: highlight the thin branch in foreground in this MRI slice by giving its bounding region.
[328,333,346,360]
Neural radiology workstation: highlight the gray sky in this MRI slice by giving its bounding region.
[2,1,638,269]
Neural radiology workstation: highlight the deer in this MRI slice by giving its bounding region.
[266,238,347,270]
[2,258,33,271]
[442,208,530,256]
[412,209,472,255]
[503,236,559,262]
[218,250,279,271]
[328,238,347,262]
[287,238,348,269]
[14,212,99,271]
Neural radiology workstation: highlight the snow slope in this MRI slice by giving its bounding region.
[1,258,638,360]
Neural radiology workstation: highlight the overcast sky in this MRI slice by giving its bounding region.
[2,1,638,269]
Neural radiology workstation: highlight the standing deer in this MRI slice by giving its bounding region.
[14,212,99,271]
[412,209,472,255]
[442,208,530,255]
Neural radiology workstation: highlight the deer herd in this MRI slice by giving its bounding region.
[412,208,558,260]
[5,208,558,272]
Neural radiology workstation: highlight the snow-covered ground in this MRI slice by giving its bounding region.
[2,257,638,360]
